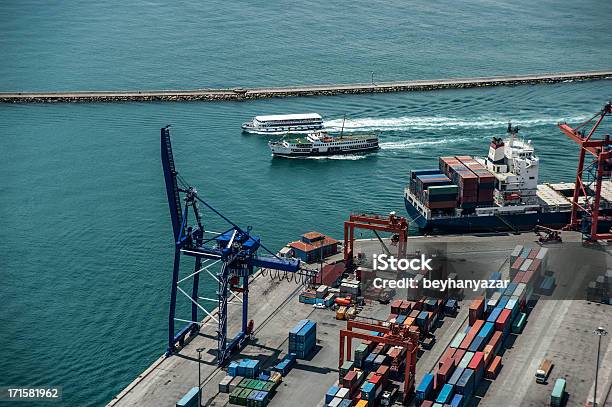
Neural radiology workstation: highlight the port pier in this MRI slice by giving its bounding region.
[108,232,612,407]
[2,70,611,103]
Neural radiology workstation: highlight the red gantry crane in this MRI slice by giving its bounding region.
[343,212,409,264]
[339,319,420,403]
[558,102,612,241]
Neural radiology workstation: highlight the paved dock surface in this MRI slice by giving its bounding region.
[108,232,612,407]
[2,70,611,103]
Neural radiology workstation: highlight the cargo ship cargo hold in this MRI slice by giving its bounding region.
[404,125,612,233]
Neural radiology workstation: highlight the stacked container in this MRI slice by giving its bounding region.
[455,155,496,205]
[289,320,316,359]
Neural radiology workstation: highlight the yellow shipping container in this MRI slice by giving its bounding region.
[355,400,368,407]
[336,306,347,320]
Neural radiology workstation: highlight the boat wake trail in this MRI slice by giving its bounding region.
[379,137,475,151]
[324,115,590,132]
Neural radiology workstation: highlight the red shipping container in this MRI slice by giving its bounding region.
[400,300,411,314]
[409,309,420,318]
[439,347,456,368]
[488,331,502,354]
[437,357,456,384]
[390,299,402,314]
[512,272,525,284]
[343,370,356,388]
[527,248,539,259]
[421,401,434,407]
[469,298,484,325]
[468,351,485,371]
[376,365,389,378]
[369,373,382,386]
[495,309,512,331]
[452,348,466,366]
[511,257,524,270]
[486,355,502,379]
[521,270,535,285]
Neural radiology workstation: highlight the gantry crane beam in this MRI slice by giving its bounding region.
[339,319,419,403]
[558,102,612,241]
[343,213,409,264]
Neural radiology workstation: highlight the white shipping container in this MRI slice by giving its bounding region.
[511,245,523,264]
[520,259,533,272]
[336,387,349,398]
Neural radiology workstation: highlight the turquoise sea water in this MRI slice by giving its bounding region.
[1,1,611,406]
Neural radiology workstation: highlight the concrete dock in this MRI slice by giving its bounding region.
[2,70,611,103]
[107,232,612,407]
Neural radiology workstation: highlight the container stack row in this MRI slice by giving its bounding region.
[454,156,495,204]
[409,169,457,210]
[225,374,282,407]
[415,252,548,407]
[228,359,261,379]
[324,295,460,407]
[438,156,496,209]
[289,319,317,359]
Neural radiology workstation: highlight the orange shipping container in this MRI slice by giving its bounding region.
[486,355,502,379]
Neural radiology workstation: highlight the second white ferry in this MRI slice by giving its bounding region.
[242,113,324,134]
[268,132,379,158]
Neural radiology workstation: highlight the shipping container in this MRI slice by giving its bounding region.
[458,352,474,369]
[495,309,512,333]
[416,373,434,404]
[550,378,566,406]
[448,366,465,386]
[512,312,527,334]
[435,383,454,404]
[456,369,475,396]
[450,393,464,407]
[486,356,502,379]
[450,332,466,349]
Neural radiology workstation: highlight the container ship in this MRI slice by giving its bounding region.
[404,125,612,233]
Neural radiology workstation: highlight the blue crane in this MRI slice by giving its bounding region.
[160,126,311,365]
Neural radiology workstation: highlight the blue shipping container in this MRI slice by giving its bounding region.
[326,386,339,403]
[468,335,485,353]
[451,393,464,407]
[456,369,475,396]
[477,322,494,340]
[487,307,502,323]
[448,367,465,386]
[416,373,434,402]
[436,383,454,404]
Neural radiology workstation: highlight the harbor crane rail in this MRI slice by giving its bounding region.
[160,126,315,364]
[558,102,612,241]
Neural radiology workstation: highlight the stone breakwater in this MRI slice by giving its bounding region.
[1,71,610,103]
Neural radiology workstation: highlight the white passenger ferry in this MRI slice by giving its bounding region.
[241,113,324,134]
[268,132,379,158]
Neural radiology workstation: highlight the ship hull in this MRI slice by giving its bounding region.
[271,145,379,158]
[404,196,611,234]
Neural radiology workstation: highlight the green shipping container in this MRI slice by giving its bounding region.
[551,378,566,406]
[428,185,459,196]
[512,312,527,334]
[238,388,252,406]
[451,332,466,348]
[229,387,242,404]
